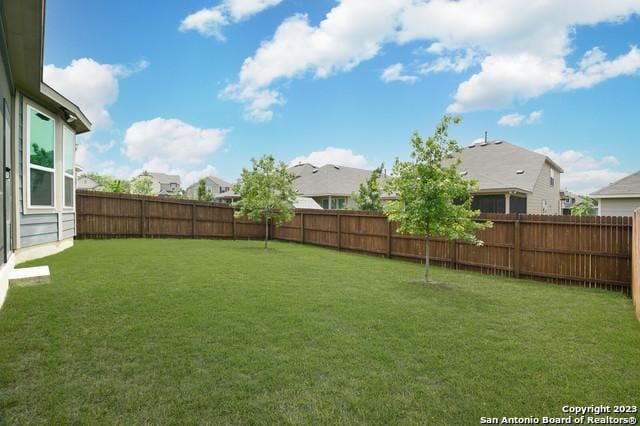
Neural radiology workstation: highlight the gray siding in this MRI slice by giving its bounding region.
[20,213,58,247]
[62,212,75,239]
[600,198,640,217]
[527,162,562,215]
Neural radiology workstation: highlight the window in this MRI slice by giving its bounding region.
[331,198,346,209]
[550,169,555,187]
[63,126,75,207]
[472,195,506,213]
[321,198,329,209]
[28,107,55,207]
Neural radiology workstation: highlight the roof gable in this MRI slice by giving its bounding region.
[592,170,640,197]
[450,141,562,193]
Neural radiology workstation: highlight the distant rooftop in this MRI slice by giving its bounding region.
[592,170,640,198]
[446,140,564,193]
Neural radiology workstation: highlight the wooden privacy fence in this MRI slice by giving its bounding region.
[273,210,633,293]
[76,190,265,240]
[633,209,640,319]
[76,191,634,293]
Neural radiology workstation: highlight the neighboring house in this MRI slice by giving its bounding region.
[289,163,376,209]
[77,176,101,191]
[0,1,92,303]
[138,172,181,196]
[591,170,640,216]
[185,176,232,200]
[294,197,322,209]
[214,189,239,204]
[448,140,564,214]
[560,190,595,215]
[213,190,322,210]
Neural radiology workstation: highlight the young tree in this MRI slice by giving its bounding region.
[197,179,213,201]
[384,116,492,283]
[171,188,185,199]
[232,155,297,249]
[105,179,129,194]
[131,176,154,195]
[353,164,384,211]
[571,196,597,216]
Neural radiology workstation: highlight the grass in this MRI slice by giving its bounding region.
[0,239,639,424]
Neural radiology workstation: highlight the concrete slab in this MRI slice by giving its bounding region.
[9,266,50,287]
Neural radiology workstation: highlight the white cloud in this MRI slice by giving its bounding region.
[222,0,640,119]
[527,110,543,124]
[43,58,148,129]
[380,63,417,83]
[420,48,479,74]
[180,0,282,40]
[535,147,627,194]
[565,45,640,90]
[221,0,404,121]
[498,110,543,127]
[124,117,228,167]
[497,113,525,127]
[179,7,228,40]
[290,147,367,168]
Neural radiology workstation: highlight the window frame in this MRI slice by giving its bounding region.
[62,124,75,209]
[25,104,56,211]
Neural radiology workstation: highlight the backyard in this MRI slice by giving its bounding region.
[0,239,638,424]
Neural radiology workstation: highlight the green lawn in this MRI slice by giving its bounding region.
[0,240,638,424]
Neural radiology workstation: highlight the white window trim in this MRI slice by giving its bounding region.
[25,104,56,211]
[62,124,75,210]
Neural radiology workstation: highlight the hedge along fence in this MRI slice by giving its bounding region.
[76,191,634,294]
[273,210,633,293]
[633,209,640,319]
[76,190,265,240]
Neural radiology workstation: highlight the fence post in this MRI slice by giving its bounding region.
[337,213,341,250]
[386,219,392,258]
[232,213,237,240]
[141,199,146,238]
[300,212,305,243]
[514,214,521,278]
[450,240,457,269]
[191,202,196,238]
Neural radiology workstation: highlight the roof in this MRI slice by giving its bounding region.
[187,176,232,190]
[294,197,322,209]
[142,172,181,185]
[2,0,91,133]
[214,189,239,199]
[446,140,564,193]
[591,171,640,198]
[289,163,374,197]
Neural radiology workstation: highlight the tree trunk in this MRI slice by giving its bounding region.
[424,237,431,283]
[264,217,269,249]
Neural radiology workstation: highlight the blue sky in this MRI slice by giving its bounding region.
[43,0,640,193]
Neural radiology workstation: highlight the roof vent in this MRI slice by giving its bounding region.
[494,140,503,145]
[480,142,488,146]
[334,165,340,170]
[460,171,468,177]
[468,144,476,148]
[516,170,525,175]
[312,169,319,174]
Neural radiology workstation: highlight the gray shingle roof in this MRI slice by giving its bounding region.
[591,170,640,197]
[289,163,374,197]
[446,141,563,193]
[143,172,181,185]
[186,176,232,192]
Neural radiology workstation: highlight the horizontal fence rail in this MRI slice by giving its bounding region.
[76,191,634,293]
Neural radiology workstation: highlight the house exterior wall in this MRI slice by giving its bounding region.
[599,198,640,217]
[17,92,76,249]
[527,161,561,215]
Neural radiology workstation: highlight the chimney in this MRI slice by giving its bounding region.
[484,131,488,143]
